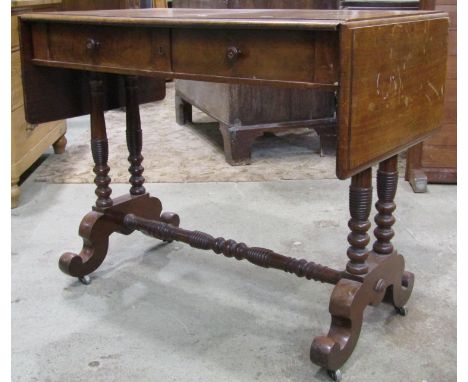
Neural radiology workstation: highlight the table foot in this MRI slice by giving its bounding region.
[310,251,414,373]
[59,193,179,278]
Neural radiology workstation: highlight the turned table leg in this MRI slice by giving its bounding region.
[346,168,373,275]
[59,74,180,282]
[124,76,180,228]
[89,73,112,209]
[57,75,415,379]
[310,164,414,378]
[374,155,414,315]
[374,155,398,256]
[125,76,146,196]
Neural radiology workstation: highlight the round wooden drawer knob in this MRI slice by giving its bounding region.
[86,38,100,51]
[226,46,242,62]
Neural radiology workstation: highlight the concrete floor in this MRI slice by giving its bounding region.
[12,169,456,381]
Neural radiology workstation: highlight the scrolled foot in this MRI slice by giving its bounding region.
[327,369,342,382]
[311,278,366,372]
[311,252,414,372]
[60,194,179,280]
[384,259,414,310]
[59,211,121,278]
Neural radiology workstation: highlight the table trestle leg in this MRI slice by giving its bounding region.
[125,76,146,196]
[310,165,414,376]
[374,155,398,255]
[346,168,373,275]
[373,155,415,314]
[89,73,112,209]
[59,75,415,380]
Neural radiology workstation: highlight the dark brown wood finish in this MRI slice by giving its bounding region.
[124,214,343,284]
[175,0,339,8]
[310,250,414,374]
[346,168,372,275]
[374,155,398,255]
[19,9,448,178]
[89,73,113,209]
[125,76,146,196]
[341,0,435,9]
[172,28,338,84]
[59,193,180,277]
[342,0,419,9]
[18,8,449,380]
[337,16,448,177]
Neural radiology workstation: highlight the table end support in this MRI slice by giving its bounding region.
[310,251,414,374]
[310,163,414,376]
[58,193,180,279]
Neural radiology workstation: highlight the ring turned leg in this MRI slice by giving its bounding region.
[59,74,179,281]
[125,76,180,233]
[374,155,415,312]
[89,73,113,209]
[59,73,114,280]
[125,76,146,196]
[374,156,398,255]
[310,163,414,377]
[311,168,373,374]
[57,74,415,377]
[346,168,373,275]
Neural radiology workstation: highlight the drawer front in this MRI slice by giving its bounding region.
[12,50,23,111]
[172,29,338,85]
[33,23,171,73]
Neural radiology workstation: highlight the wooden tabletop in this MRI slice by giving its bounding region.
[19,8,445,30]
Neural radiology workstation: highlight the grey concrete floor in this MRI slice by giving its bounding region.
[12,170,456,381]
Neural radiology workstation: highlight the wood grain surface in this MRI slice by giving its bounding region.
[19,8,449,178]
[337,17,449,178]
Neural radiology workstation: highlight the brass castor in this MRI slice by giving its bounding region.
[79,275,91,285]
[327,369,342,382]
[395,306,408,316]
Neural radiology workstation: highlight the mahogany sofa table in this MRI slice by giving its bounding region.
[19,8,449,380]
